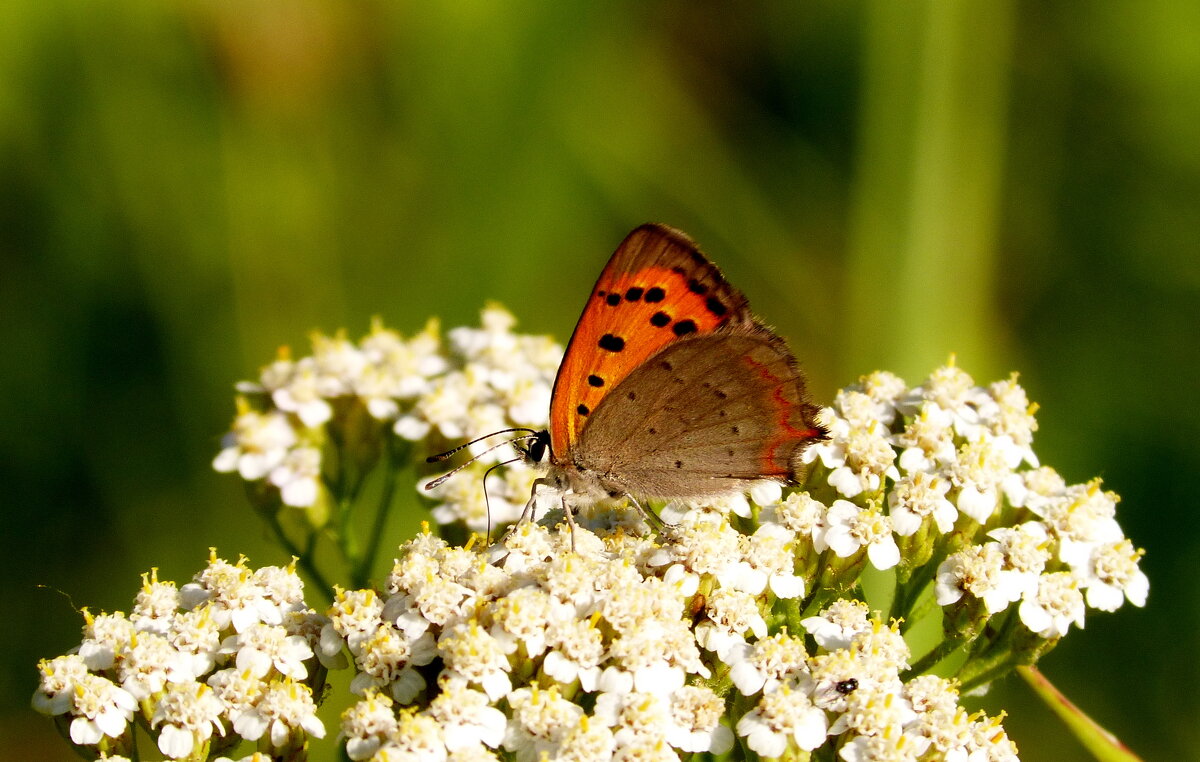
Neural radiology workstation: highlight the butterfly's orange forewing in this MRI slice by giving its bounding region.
[548,224,755,462]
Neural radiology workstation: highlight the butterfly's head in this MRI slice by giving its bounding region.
[517,429,552,465]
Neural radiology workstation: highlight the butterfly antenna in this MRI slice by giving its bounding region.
[481,455,522,545]
[426,428,541,463]
[423,435,540,491]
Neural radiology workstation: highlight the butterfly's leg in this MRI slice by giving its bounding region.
[561,494,577,551]
[625,494,676,531]
[499,477,551,545]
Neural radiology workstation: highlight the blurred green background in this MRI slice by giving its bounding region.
[2,1,1196,760]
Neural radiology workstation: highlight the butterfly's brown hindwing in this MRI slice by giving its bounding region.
[548,224,755,462]
[572,324,826,499]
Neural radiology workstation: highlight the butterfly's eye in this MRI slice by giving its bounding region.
[527,431,550,464]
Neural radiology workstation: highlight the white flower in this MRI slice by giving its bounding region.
[1019,572,1086,638]
[167,606,224,681]
[67,674,138,746]
[652,516,743,585]
[325,586,384,652]
[836,388,897,430]
[542,617,606,692]
[749,480,783,508]
[601,619,704,696]
[727,631,809,696]
[503,686,585,761]
[767,492,828,539]
[802,599,872,651]
[949,436,1016,523]
[268,446,323,507]
[221,623,313,680]
[489,587,561,658]
[1007,465,1066,513]
[377,708,446,761]
[232,680,325,748]
[820,501,901,571]
[1039,479,1124,548]
[935,544,1023,614]
[428,684,507,751]
[830,689,924,759]
[270,356,335,428]
[78,611,137,671]
[117,631,195,700]
[556,715,615,762]
[893,402,958,474]
[593,690,672,748]
[964,712,1020,761]
[694,589,768,659]
[808,417,900,499]
[888,471,957,536]
[150,681,225,759]
[32,653,90,716]
[1066,538,1149,611]
[340,690,399,760]
[181,553,283,633]
[423,463,524,532]
[438,621,513,702]
[900,363,994,439]
[988,522,1052,599]
[349,625,437,703]
[212,408,297,480]
[986,374,1039,466]
[205,668,261,722]
[736,682,828,756]
[132,571,181,635]
[739,524,805,598]
[665,685,733,754]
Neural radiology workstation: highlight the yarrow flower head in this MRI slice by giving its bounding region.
[34,552,328,759]
[38,312,1147,761]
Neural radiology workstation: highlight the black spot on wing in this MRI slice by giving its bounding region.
[625,287,644,301]
[577,404,590,416]
[598,334,625,352]
[606,293,621,306]
[687,278,708,294]
[672,319,697,336]
[644,287,666,303]
[587,375,604,387]
[706,297,727,316]
[650,311,671,328]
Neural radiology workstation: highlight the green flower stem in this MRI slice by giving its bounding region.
[337,493,362,572]
[905,636,966,678]
[900,582,937,633]
[957,652,1017,694]
[1017,665,1143,762]
[265,511,334,604]
[780,594,804,635]
[355,439,406,588]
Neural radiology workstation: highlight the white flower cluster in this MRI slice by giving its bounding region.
[328,521,1015,762]
[213,315,452,509]
[33,553,336,760]
[185,312,1146,761]
[212,306,561,531]
[733,600,1020,761]
[800,365,1147,639]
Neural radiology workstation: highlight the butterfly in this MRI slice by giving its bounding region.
[430,223,828,540]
